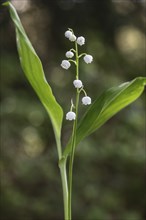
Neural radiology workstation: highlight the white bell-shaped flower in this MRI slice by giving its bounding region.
[66,111,76,120]
[61,60,71,69]
[83,54,93,64]
[65,30,72,39]
[69,34,76,42]
[77,36,85,46]
[73,79,83,88]
[66,51,74,58]
[82,96,91,105]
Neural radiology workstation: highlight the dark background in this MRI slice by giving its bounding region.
[0,0,146,220]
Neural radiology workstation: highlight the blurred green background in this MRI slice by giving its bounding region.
[0,0,146,220]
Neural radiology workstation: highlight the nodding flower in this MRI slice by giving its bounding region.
[73,80,83,89]
[69,34,76,42]
[77,36,85,46]
[83,54,93,64]
[66,111,76,121]
[61,60,71,69]
[66,51,74,58]
[82,96,92,105]
[65,30,73,39]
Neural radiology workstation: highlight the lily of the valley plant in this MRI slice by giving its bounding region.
[4,2,146,220]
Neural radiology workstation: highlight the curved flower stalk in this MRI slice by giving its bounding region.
[61,28,93,219]
[61,28,92,118]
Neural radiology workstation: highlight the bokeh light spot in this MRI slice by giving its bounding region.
[22,126,44,157]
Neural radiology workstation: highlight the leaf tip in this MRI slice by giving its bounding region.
[138,77,146,86]
[143,78,146,86]
[2,1,9,7]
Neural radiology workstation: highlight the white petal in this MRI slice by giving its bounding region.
[66,51,74,58]
[61,60,71,69]
[83,55,93,64]
[69,34,76,42]
[82,96,91,105]
[73,80,83,88]
[66,111,76,120]
[65,30,72,38]
[77,36,85,46]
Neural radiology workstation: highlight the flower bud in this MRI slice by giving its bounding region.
[83,55,93,64]
[82,96,91,105]
[66,111,76,120]
[77,36,85,46]
[61,60,71,69]
[65,30,72,39]
[73,80,83,88]
[66,51,74,58]
[69,34,76,42]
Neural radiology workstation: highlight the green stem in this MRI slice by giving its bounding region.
[68,41,80,220]
[56,133,68,220]
[59,157,69,220]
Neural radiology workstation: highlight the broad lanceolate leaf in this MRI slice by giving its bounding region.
[5,2,63,159]
[63,77,146,157]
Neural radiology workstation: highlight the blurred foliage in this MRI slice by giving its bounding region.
[0,0,145,220]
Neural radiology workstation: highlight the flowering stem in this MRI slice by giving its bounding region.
[75,41,79,79]
[68,41,80,220]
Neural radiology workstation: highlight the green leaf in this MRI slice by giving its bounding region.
[63,77,146,157]
[5,2,63,159]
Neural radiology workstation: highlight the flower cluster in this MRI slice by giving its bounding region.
[61,29,93,121]
[61,30,93,70]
